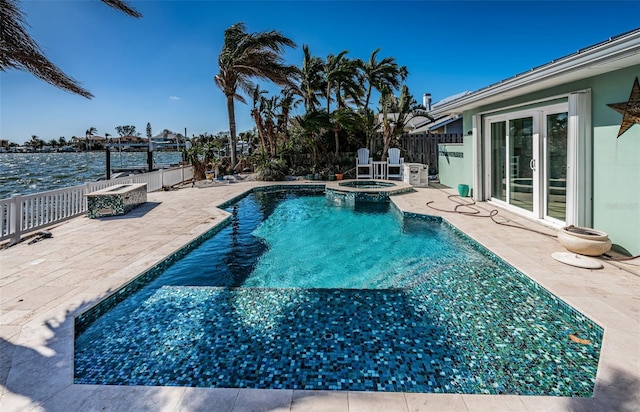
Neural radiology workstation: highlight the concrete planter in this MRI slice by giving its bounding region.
[557,226,612,256]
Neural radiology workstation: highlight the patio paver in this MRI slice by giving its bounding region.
[1,181,638,411]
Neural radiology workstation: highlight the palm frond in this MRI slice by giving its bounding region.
[100,0,142,18]
[1,0,141,98]
[0,0,93,97]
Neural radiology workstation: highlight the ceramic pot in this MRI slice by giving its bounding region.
[335,174,344,180]
[557,226,612,256]
[458,184,469,197]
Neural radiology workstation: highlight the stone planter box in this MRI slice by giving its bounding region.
[86,183,147,218]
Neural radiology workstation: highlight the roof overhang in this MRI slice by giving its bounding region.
[408,114,462,135]
[430,29,640,116]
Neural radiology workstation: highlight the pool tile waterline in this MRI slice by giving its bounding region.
[74,187,603,396]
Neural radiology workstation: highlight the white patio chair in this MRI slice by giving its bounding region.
[387,148,404,180]
[356,148,373,179]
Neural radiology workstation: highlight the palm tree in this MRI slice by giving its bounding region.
[251,86,297,158]
[322,52,363,157]
[277,87,297,150]
[292,110,331,168]
[358,49,407,114]
[298,45,325,112]
[329,107,362,157]
[26,135,43,151]
[85,127,97,151]
[323,51,352,112]
[215,22,297,168]
[378,85,416,160]
[250,85,270,157]
[1,0,141,98]
[357,49,407,148]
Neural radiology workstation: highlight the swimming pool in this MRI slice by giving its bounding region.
[74,187,602,395]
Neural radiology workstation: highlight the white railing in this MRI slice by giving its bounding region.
[1,165,194,245]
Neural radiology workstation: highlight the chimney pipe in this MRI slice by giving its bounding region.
[423,93,432,111]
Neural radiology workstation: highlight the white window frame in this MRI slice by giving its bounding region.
[541,103,570,226]
[484,110,539,220]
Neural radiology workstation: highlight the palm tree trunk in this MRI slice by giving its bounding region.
[251,109,268,157]
[382,127,392,161]
[226,94,237,168]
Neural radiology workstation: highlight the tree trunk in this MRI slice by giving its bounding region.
[267,122,277,158]
[226,94,237,168]
[334,128,340,157]
[381,127,392,161]
[251,109,268,157]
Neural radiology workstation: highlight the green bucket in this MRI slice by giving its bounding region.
[458,184,470,197]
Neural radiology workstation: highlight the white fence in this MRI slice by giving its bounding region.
[1,165,194,245]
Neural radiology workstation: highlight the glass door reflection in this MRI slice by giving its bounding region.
[509,117,534,212]
[545,112,568,221]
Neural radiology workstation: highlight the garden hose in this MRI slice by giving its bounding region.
[426,195,640,262]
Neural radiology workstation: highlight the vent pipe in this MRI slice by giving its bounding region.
[423,93,432,111]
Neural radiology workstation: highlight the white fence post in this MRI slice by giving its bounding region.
[84,182,91,212]
[9,194,22,245]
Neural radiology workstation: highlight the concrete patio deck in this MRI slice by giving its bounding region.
[1,181,638,412]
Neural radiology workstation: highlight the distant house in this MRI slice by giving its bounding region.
[431,28,640,255]
[151,130,185,150]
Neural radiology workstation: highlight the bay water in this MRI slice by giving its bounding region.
[0,151,183,200]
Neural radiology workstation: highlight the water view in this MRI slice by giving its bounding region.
[0,151,183,199]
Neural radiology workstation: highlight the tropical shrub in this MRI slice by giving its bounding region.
[256,158,288,181]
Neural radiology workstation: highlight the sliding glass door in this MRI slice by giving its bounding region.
[486,105,568,224]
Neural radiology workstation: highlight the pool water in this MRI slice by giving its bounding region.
[74,189,603,395]
[154,191,483,289]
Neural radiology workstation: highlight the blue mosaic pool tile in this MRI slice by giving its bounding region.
[75,188,604,396]
[76,279,602,395]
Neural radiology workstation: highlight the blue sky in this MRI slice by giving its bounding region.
[2,0,639,144]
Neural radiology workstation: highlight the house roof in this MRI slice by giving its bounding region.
[429,28,640,116]
[408,114,462,134]
[376,112,432,131]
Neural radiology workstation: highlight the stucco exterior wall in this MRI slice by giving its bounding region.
[590,67,639,255]
[458,65,640,254]
[437,143,471,191]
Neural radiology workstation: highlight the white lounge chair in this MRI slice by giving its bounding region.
[356,148,373,179]
[387,148,403,180]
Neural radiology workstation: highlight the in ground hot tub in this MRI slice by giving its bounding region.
[325,180,413,208]
[86,183,147,218]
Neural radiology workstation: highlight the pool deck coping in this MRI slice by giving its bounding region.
[1,180,638,412]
